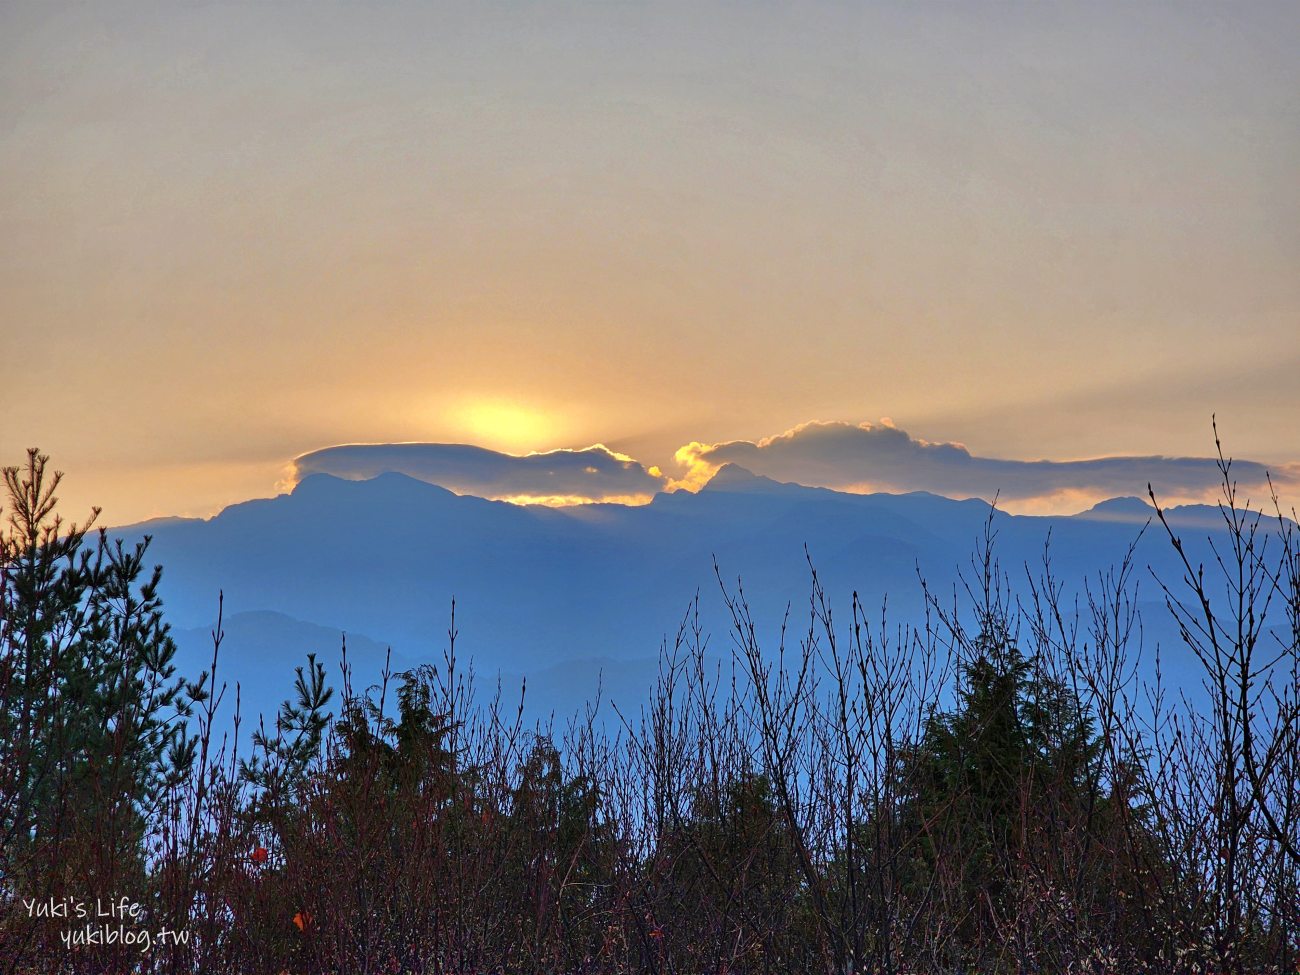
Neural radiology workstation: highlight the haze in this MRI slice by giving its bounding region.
[2,2,1297,523]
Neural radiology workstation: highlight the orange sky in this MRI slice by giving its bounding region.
[2,2,1298,524]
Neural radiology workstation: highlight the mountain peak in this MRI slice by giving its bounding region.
[701,464,790,493]
[292,470,459,500]
[1074,496,1153,521]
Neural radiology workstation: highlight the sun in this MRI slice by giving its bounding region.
[451,399,556,453]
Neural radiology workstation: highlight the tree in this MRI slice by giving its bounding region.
[895,607,1105,969]
[0,449,197,970]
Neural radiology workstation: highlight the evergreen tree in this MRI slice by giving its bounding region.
[0,449,197,961]
[897,614,1102,965]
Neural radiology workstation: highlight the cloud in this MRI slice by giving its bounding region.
[291,423,1299,513]
[674,421,1299,511]
[293,443,667,505]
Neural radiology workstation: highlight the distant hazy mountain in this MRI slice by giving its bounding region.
[171,609,415,715]
[121,467,1282,725]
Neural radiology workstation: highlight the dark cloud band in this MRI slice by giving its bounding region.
[293,423,1296,510]
[294,442,666,504]
[677,421,1297,505]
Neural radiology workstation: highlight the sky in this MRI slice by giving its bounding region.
[2,1,1298,524]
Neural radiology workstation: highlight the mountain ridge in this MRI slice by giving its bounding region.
[113,471,1291,724]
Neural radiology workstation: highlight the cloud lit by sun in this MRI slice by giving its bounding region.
[669,442,722,493]
[292,440,667,508]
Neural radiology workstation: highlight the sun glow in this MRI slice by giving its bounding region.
[497,492,656,508]
[451,399,557,453]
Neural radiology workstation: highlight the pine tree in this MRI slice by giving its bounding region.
[897,613,1102,965]
[0,449,197,962]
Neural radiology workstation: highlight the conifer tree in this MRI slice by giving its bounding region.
[897,611,1103,965]
[0,449,197,964]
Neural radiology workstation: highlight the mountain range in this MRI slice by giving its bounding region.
[118,465,1279,726]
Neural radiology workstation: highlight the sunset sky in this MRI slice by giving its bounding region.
[3,2,1298,524]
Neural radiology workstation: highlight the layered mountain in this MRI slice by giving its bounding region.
[122,467,1280,724]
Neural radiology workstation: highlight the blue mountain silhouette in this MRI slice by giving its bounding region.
[124,467,1282,725]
